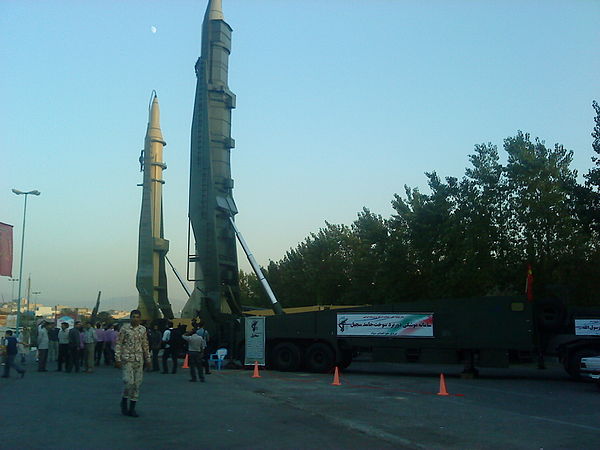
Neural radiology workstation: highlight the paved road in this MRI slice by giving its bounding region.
[1,357,599,449]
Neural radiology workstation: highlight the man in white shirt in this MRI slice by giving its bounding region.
[161,322,176,374]
[182,329,207,382]
[37,322,50,372]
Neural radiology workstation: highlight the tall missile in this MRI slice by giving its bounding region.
[182,0,241,319]
[136,93,174,320]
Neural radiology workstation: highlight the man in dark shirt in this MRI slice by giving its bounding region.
[147,324,162,371]
[2,330,26,378]
[68,321,82,373]
[48,325,59,362]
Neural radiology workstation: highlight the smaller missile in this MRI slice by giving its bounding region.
[136,92,174,320]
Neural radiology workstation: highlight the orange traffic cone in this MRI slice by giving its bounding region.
[331,366,341,386]
[182,354,190,369]
[437,373,449,396]
[252,361,261,378]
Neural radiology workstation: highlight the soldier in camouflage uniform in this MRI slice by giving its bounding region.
[115,310,151,417]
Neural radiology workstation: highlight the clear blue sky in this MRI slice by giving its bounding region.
[1,0,598,313]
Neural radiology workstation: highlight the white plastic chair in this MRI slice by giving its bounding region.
[209,348,228,370]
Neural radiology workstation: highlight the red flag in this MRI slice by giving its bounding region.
[525,264,534,302]
[0,222,13,277]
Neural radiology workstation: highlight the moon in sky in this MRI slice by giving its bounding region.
[151,26,157,34]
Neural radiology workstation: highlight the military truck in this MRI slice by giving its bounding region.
[238,295,600,380]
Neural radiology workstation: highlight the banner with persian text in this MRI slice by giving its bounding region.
[244,316,266,366]
[336,313,434,337]
[575,319,600,336]
[0,222,13,277]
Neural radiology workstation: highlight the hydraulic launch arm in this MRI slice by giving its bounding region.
[228,217,284,315]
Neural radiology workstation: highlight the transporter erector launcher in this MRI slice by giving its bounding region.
[136,93,174,320]
[181,0,241,320]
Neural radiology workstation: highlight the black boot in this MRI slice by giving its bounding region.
[128,400,139,417]
[120,397,128,416]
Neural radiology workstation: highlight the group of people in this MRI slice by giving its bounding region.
[154,320,212,378]
[116,311,212,417]
[38,321,120,373]
[2,311,216,418]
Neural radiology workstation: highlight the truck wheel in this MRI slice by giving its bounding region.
[306,342,335,373]
[272,342,302,372]
[565,348,599,381]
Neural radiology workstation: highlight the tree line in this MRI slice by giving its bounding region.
[240,102,600,308]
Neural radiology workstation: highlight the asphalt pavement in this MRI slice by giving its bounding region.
[1,355,599,449]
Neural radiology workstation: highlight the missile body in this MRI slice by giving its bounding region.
[182,0,240,319]
[136,94,174,320]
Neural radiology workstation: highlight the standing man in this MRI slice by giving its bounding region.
[161,321,176,374]
[182,328,206,382]
[115,310,151,418]
[106,324,119,365]
[2,330,26,378]
[48,324,59,362]
[82,322,96,373]
[94,323,105,366]
[57,322,70,371]
[68,321,82,373]
[195,320,211,375]
[37,322,50,372]
[103,324,114,365]
[148,323,162,372]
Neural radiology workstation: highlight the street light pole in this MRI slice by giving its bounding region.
[12,189,40,335]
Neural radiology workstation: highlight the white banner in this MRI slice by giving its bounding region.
[337,313,434,337]
[245,316,266,366]
[575,319,600,336]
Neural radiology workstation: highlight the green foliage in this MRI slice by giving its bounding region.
[254,124,600,307]
[585,100,600,190]
[238,270,267,308]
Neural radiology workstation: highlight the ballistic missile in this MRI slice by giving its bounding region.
[136,93,174,320]
[181,0,241,319]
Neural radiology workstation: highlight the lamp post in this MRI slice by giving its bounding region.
[12,189,40,335]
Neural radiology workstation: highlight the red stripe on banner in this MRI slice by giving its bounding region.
[0,222,13,277]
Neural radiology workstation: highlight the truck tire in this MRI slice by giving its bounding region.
[565,348,599,381]
[536,297,566,332]
[305,342,335,373]
[272,342,302,372]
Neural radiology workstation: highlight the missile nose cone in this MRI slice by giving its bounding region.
[147,92,166,145]
[207,0,224,21]
[150,94,161,128]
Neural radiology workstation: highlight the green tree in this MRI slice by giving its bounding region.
[504,132,582,291]
[585,100,600,191]
[238,270,267,308]
[259,126,599,306]
[342,208,389,304]
[462,142,516,294]
[265,223,354,307]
